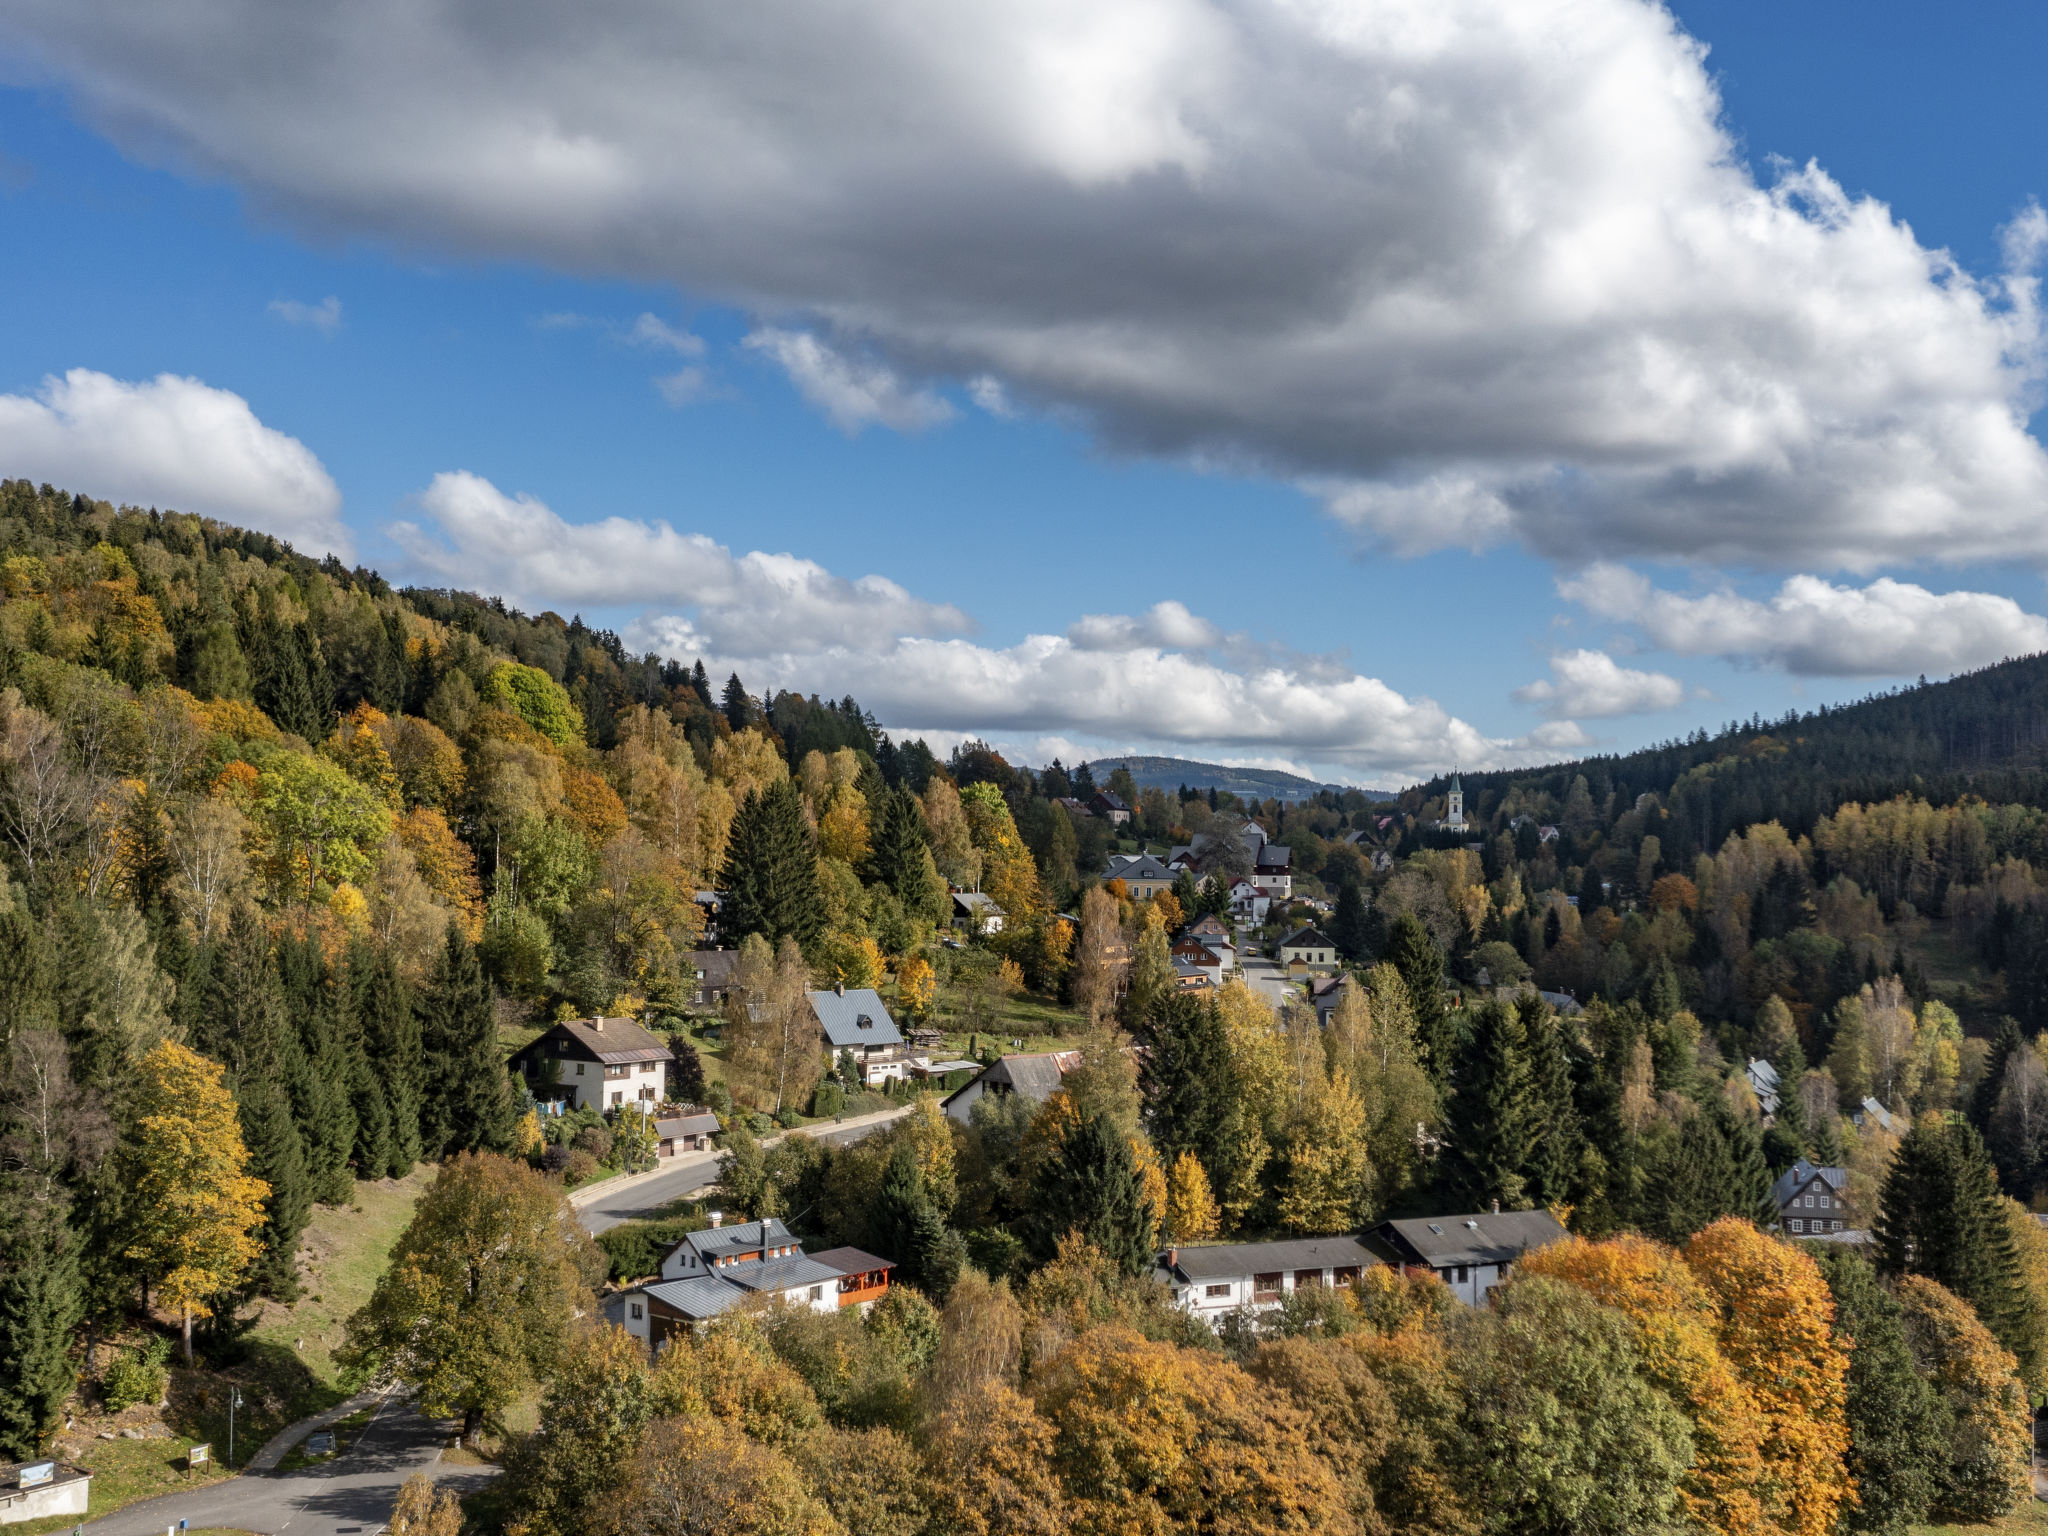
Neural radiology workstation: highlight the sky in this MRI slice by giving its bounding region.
[1,0,2046,788]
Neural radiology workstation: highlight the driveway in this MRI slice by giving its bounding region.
[82,1401,493,1536]
[1237,956,1294,1009]
[572,1106,913,1234]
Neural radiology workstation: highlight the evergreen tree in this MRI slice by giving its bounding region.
[1812,1247,1946,1535]
[690,660,713,709]
[1972,1018,2022,1133]
[0,1032,89,1458]
[1766,1036,1811,1166]
[721,672,751,732]
[1329,882,1371,963]
[1441,999,1538,1211]
[258,619,328,742]
[719,780,825,951]
[865,787,931,901]
[276,934,357,1204]
[352,943,421,1176]
[1136,992,1233,1177]
[416,925,516,1159]
[1519,994,1584,1207]
[1875,1115,2037,1366]
[1385,914,1454,1089]
[669,1037,706,1105]
[0,908,53,1044]
[1028,1108,1156,1275]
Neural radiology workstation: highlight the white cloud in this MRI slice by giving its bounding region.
[16,0,2047,566]
[1514,648,1685,718]
[743,329,953,434]
[653,368,716,407]
[1562,564,2048,676]
[968,375,1015,418]
[1068,601,1220,652]
[391,470,971,655]
[0,368,348,555]
[624,313,702,356]
[267,295,341,334]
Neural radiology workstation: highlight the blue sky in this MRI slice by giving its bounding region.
[2,0,2046,785]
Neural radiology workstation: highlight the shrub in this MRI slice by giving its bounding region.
[540,1144,572,1175]
[101,1342,170,1412]
[776,1106,804,1129]
[572,1124,614,1161]
[596,1214,710,1282]
[812,1081,845,1118]
[563,1149,600,1184]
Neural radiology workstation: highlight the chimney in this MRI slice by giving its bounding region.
[593,1016,606,1032]
[708,1210,723,1229]
[1167,1247,1178,1268]
[1490,1198,1500,1215]
[835,982,845,996]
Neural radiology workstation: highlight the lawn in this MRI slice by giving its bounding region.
[1913,1503,2048,1535]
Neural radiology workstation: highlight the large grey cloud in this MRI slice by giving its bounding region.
[7,0,2046,570]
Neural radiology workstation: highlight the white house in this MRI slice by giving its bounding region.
[1153,1236,1382,1320]
[1278,926,1338,972]
[951,890,1006,935]
[808,985,918,1084]
[1251,842,1293,900]
[1364,1209,1569,1307]
[604,1215,848,1353]
[941,1051,1080,1123]
[508,1016,673,1114]
[1227,878,1270,924]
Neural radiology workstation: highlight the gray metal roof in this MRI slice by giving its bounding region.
[726,1255,845,1294]
[654,1111,720,1138]
[942,1052,1072,1110]
[807,988,904,1049]
[517,1015,674,1066]
[643,1275,750,1320]
[1280,926,1335,949]
[663,1216,795,1273]
[1159,1235,1381,1282]
[1107,854,1172,880]
[808,1246,896,1276]
[1368,1210,1568,1269]
[1255,844,1292,870]
[1769,1160,1848,1209]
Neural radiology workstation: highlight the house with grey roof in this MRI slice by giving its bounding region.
[941,1050,1080,1123]
[1365,1208,1569,1306]
[687,949,739,1010]
[807,985,915,1085]
[1278,926,1338,973]
[951,890,1006,935]
[653,1107,721,1156]
[1747,1056,1782,1115]
[1152,1235,1381,1319]
[603,1214,853,1351]
[1771,1159,1850,1236]
[1104,853,1174,899]
[507,1016,674,1115]
[1252,842,1292,899]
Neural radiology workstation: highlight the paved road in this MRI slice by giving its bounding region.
[82,1401,494,1536]
[1238,956,1293,1008]
[573,1106,913,1234]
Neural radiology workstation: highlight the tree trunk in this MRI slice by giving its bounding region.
[463,1405,482,1447]
[182,1303,193,1367]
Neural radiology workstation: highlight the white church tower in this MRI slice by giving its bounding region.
[1443,772,1466,831]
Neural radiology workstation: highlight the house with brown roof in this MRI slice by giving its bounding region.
[654,1107,721,1155]
[508,1016,674,1114]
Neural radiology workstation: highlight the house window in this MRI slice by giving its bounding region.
[610,1092,622,1106]
[1454,1264,1469,1284]
[1831,1221,1843,1232]
[576,1063,586,1076]
[1205,1284,1232,1299]
[1790,1219,1804,1233]
[1805,1194,1815,1208]
[1253,1272,1282,1298]
[1295,1270,1324,1289]
[630,1302,643,1320]
[809,1287,824,1302]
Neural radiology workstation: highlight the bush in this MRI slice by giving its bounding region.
[540,1144,572,1175]
[596,1214,710,1282]
[775,1106,804,1129]
[811,1081,845,1118]
[571,1124,614,1161]
[747,1112,775,1136]
[704,1081,733,1116]
[101,1342,170,1412]
[563,1149,600,1184]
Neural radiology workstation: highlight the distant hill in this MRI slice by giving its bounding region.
[1084,755,1390,804]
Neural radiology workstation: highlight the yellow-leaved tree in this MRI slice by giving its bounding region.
[119,1040,270,1363]
[1162,1152,1219,1244]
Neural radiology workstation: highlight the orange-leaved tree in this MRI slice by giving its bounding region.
[1519,1232,1772,1535]
[1685,1219,1852,1536]
[1894,1274,2032,1523]
[118,1040,270,1363]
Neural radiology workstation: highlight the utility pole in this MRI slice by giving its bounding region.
[228,1388,242,1468]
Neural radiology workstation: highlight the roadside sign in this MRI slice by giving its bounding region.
[187,1444,210,1467]
[307,1431,335,1456]
[17,1462,52,1488]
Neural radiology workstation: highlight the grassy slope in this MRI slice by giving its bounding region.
[1914,1504,2048,1536]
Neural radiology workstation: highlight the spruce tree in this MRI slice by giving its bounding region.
[277,934,358,1204]
[719,780,824,951]
[691,660,713,709]
[0,1033,86,1458]
[352,943,422,1176]
[1875,1115,2036,1367]
[417,925,515,1158]
[0,907,54,1044]
[1385,914,1454,1090]
[1330,883,1371,963]
[1029,1108,1156,1275]
[1137,992,1234,1176]
[722,672,751,732]
[1519,994,1585,1207]
[1441,998,1538,1211]
[1972,1018,2022,1133]
[1812,1247,1945,1535]
[669,1037,706,1105]
[865,787,931,901]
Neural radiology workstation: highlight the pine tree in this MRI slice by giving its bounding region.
[1972,1018,2023,1133]
[669,1037,706,1106]
[1441,998,1537,1210]
[1330,882,1371,963]
[1136,992,1233,1177]
[1385,915,1454,1089]
[352,943,421,1176]
[721,672,751,732]
[1876,1114,2037,1366]
[718,780,824,951]
[690,660,713,709]
[277,934,358,1204]
[417,925,515,1158]
[865,787,931,902]
[1029,1108,1157,1275]
[1519,994,1585,1207]
[0,1032,88,1458]
[1811,1246,1945,1535]
[259,619,328,742]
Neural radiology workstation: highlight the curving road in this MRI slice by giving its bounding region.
[81,1399,494,1536]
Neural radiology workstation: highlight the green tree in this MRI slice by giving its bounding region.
[277,934,358,1204]
[1136,992,1233,1178]
[865,787,932,908]
[1330,881,1371,962]
[352,942,421,1176]
[1027,1108,1156,1276]
[1385,914,1453,1088]
[1876,1114,2038,1370]
[1521,995,1585,1208]
[251,752,394,903]
[416,924,516,1158]
[720,780,825,952]
[340,1152,601,1443]
[1811,1246,1945,1535]
[1441,998,1537,1211]
[483,662,585,749]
